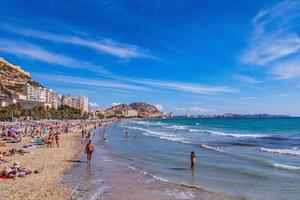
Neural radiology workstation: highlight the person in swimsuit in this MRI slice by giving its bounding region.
[85,140,94,162]
[81,129,85,144]
[48,128,54,148]
[191,151,196,170]
[86,131,91,141]
[55,131,59,147]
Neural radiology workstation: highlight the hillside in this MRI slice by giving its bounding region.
[105,104,132,115]
[0,58,41,95]
[104,102,163,118]
[130,102,163,118]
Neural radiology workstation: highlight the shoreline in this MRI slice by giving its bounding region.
[63,125,245,200]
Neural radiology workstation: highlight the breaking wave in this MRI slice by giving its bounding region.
[272,163,300,171]
[260,147,300,156]
[122,126,190,144]
[201,144,226,153]
[204,130,269,138]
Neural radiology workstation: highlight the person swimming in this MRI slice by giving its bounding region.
[190,151,196,169]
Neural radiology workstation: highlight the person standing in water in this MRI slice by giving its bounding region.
[175,125,179,134]
[103,128,106,140]
[125,131,128,138]
[85,140,94,162]
[190,151,196,169]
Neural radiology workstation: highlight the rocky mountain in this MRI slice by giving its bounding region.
[105,104,132,115]
[129,102,163,118]
[0,58,41,96]
[104,102,163,118]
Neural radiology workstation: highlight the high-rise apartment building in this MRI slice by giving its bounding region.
[80,96,89,113]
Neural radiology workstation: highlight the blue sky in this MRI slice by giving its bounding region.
[0,0,300,115]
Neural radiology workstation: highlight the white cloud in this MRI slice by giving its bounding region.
[271,57,300,79]
[241,0,300,79]
[0,39,110,74]
[112,102,122,106]
[32,73,151,92]
[155,104,163,111]
[128,78,236,94]
[89,102,100,108]
[1,23,158,60]
[174,106,215,115]
[241,33,300,65]
[32,72,236,96]
[234,74,261,84]
[276,93,294,97]
[239,96,256,100]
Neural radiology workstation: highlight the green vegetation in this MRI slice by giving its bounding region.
[0,103,89,121]
[28,80,43,88]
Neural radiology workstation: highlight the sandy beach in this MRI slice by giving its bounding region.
[0,123,95,200]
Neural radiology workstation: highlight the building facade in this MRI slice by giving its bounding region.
[24,84,37,101]
[80,96,89,113]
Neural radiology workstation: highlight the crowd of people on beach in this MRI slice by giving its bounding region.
[1,118,196,182]
[0,121,72,150]
[0,119,113,180]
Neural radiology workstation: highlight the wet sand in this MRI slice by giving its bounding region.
[64,127,245,200]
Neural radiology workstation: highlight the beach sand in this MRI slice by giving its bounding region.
[0,127,85,200]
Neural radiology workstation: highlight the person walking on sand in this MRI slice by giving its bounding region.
[85,140,94,162]
[55,131,59,148]
[81,129,86,144]
[190,151,196,170]
[86,130,91,141]
[48,128,54,148]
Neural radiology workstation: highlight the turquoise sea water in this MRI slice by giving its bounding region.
[105,118,300,200]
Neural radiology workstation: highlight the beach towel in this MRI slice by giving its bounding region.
[36,138,44,145]
[0,175,10,180]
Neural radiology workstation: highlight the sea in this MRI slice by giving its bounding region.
[64,118,300,200]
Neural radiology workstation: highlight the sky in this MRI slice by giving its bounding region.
[0,0,300,116]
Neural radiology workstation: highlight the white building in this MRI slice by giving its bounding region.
[37,87,47,102]
[62,95,73,107]
[80,96,89,113]
[126,109,138,117]
[56,94,62,108]
[72,97,80,109]
[24,84,37,101]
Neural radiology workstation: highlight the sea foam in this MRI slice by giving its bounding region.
[122,125,190,144]
[164,188,196,199]
[260,147,300,156]
[204,130,268,138]
[201,144,225,153]
[272,163,300,171]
